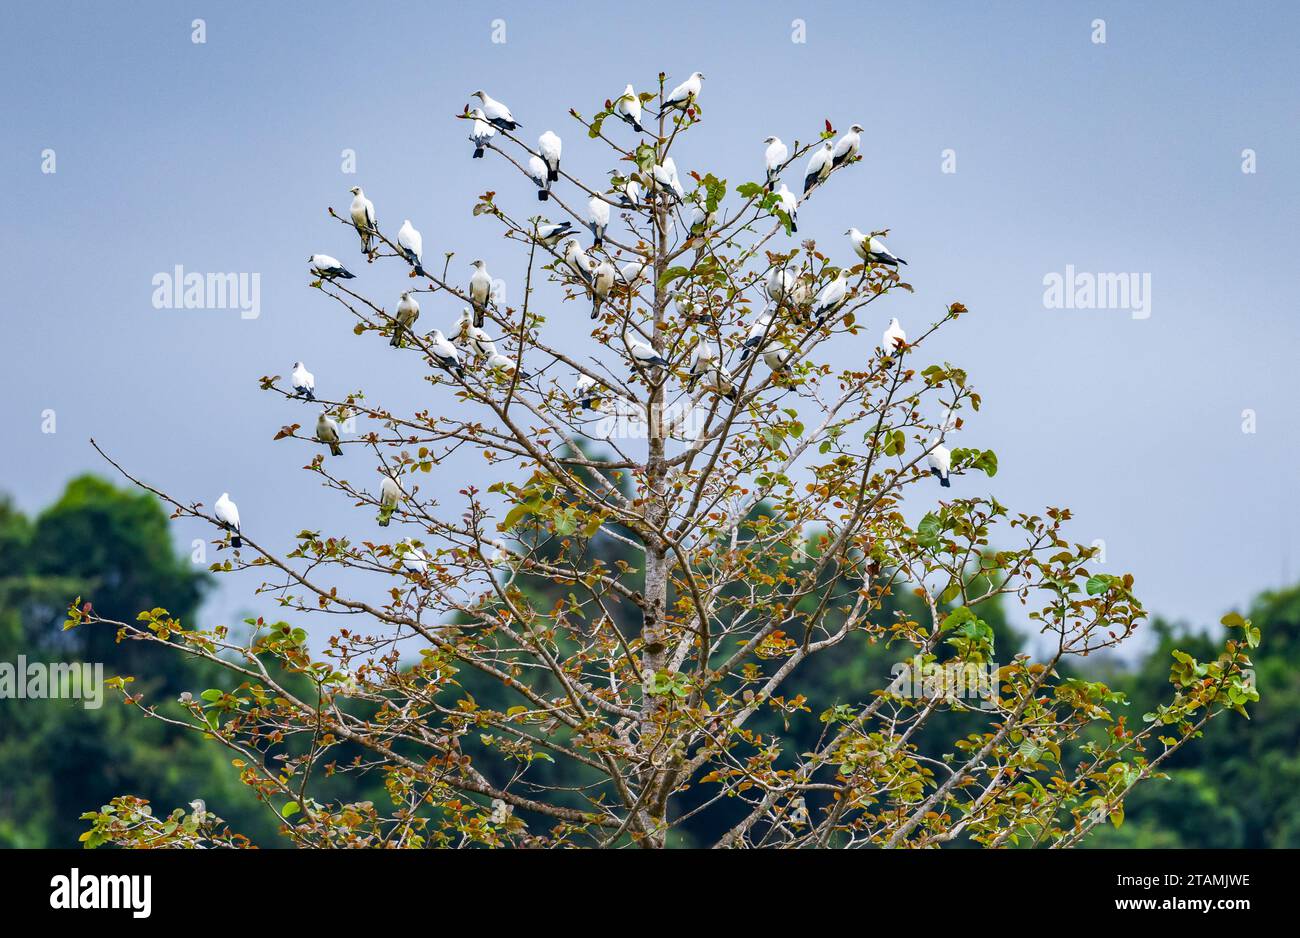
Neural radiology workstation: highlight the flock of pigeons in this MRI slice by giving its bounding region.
[212,74,954,557]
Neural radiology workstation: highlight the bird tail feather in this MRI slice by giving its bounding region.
[330,442,343,457]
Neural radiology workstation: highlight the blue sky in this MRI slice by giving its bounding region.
[4,1,1298,653]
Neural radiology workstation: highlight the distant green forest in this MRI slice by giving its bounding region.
[1,476,1294,848]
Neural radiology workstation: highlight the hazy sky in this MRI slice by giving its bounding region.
[5,1,1297,655]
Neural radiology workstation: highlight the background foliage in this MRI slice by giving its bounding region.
[0,477,1285,847]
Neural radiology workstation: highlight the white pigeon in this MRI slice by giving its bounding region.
[762,344,792,373]
[774,183,798,233]
[574,373,600,410]
[397,220,426,276]
[620,175,643,207]
[739,312,773,362]
[426,328,463,378]
[688,203,716,237]
[614,84,644,132]
[470,90,520,131]
[348,186,376,256]
[803,141,834,196]
[763,136,788,189]
[650,163,675,200]
[591,261,616,319]
[620,257,649,288]
[290,361,315,400]
[469,259,493,327]
[928,443,952,488]
[562,238,596,285]
[309,254,355,280]
[652,158,685,201]
[665,72,704,109]
[699,365,738,402]
[315,411,343,456]
[625,332,670,370]
[588,196,610,248]
[538,131,562,182]
[454,308,497,359]
[662,157,686,200]
[392,290,420,348]
[847,227,907,266]
[535,218,575,246]
[213,493,241,548]
[673,293,698,321]
[687,338,721,390]
[832,124,864,168]
[486,351,530,380]
[396,538,429,576]
[811,269,850,324]
[377,474,403,527]
[789,273,813,312]
[766,268,794,304]
[526,155,550,200]
[468,107,496,158]
[882,317,907,351]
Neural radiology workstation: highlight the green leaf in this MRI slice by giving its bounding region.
[656,266,691,289]
[502,502,534,530]
[917,512,942,549]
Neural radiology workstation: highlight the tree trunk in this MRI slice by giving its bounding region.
[635,144,671,847]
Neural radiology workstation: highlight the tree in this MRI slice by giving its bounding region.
[74,73,1257,848]
[1083,586,1300,848]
